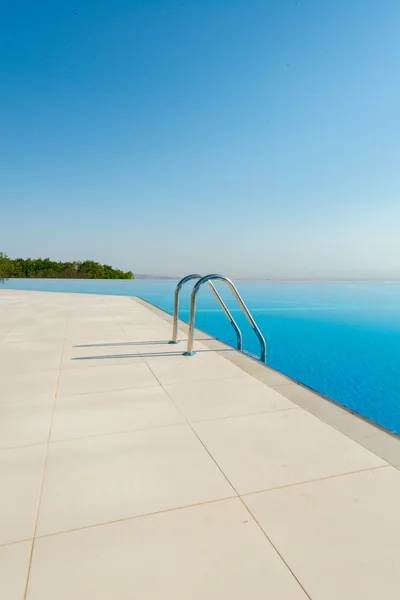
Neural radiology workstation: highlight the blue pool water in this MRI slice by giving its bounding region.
[2,278,400,435]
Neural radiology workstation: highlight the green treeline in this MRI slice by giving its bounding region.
[0,253,133,280]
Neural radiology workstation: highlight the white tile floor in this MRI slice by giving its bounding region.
[0,444,47,545]
[0,370,59,403]
[164,375,296,421]
[36,424,235,536]
[0,289,399,599]
[0,541,32,600]
[244,467,400,600]
[0,397,53,449]
[50,386,184,441]
[57,361,158,396]
[192,409,386,494]
[27,499,308,600]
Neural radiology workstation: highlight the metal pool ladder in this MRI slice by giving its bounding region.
[169,274,267,363]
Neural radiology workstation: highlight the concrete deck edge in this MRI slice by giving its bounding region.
[134,295,400,468]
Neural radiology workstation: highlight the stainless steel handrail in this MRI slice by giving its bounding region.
[183,274,267,363]
[169,274,242,351]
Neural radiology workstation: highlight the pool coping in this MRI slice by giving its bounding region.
[134,295,400,469]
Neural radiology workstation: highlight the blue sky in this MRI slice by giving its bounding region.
[2,0,400,277]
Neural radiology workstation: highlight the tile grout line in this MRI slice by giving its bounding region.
[237,498,313,600]
[45,379,158,399]
[34,420,188,448]
[240,463,391,498]
[0,405,300,453]
[6,465,390,548]
[188,406,299,424]
[0,320,27,343]
[0,394,56,408]
[107,304,133,339]
[0,537,33,549]
[130,367,264,388]
[19,496,239,544]
[144,356,314,600]
[1,426,388,486]
[22,300,71,600]
[33,365,268,400]
[61,356,144,367]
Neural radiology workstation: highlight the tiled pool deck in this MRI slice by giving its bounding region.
[1,289,400,599]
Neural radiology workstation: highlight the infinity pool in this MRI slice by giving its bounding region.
[2,278,400,435]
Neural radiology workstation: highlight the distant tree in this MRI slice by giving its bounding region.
[0,252,13,281]
[0,253,133,280]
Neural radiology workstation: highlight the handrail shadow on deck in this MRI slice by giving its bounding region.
[73,339,212,348]
[71,348,235,361]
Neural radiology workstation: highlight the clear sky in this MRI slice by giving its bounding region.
[2,0,400,278]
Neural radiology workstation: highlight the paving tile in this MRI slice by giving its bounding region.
[0,342,63,374]
[66,326,124,340]
[0,541,32,600]
[114,315,164,327]
[67,316,117,324]
[164,376,296,422]
[67,314,121,323]
[51,386,184,441]
[121,325,173,343]
[61,342,143,369]
[0,397,53,449]
[68,311,110,318]
[0,445,47,544]
[0,370,59,404]
[28,499,307,600]
[192,409,386,494]
[134,342,193,356]
[2,328,66,343]
[243,467,400,600]
[1,317,67,341]
[144,351,245,385]
[37,424,234,535]
[57,362,158,396]
[134,340,209,357]
[65,334,130,345]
